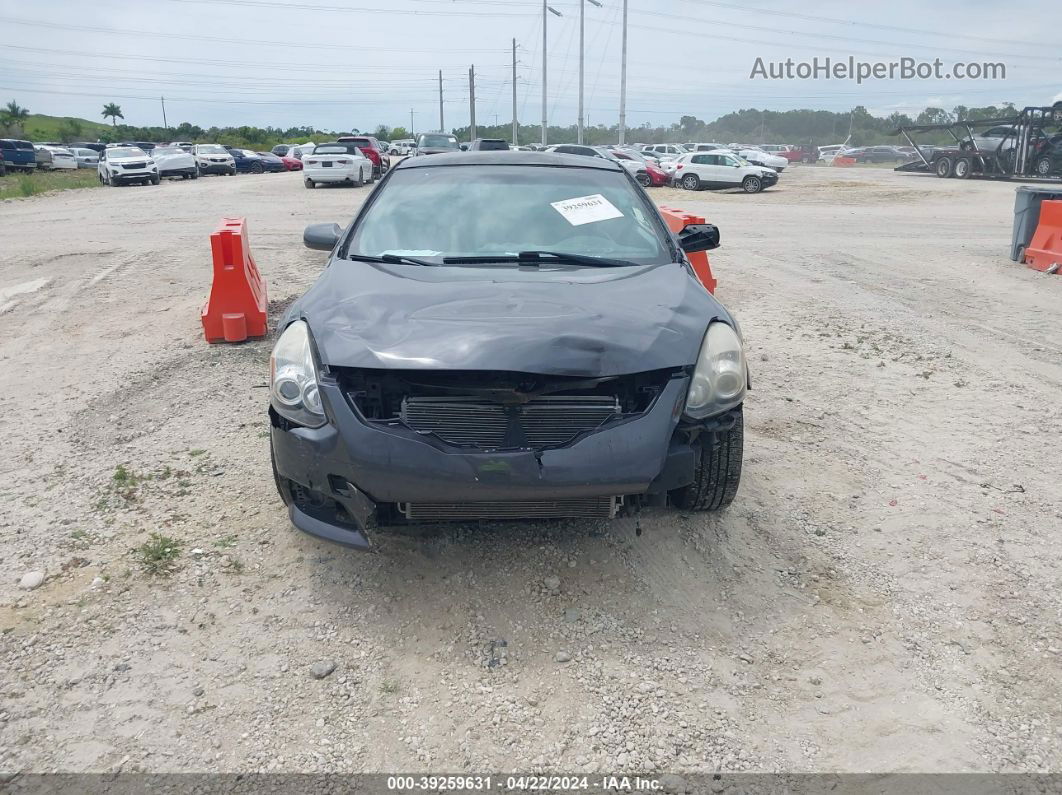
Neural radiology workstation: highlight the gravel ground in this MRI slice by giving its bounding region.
[1,165,1060,774]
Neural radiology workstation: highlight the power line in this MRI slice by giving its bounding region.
[164,0,533,15]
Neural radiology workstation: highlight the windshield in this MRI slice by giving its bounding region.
[197,144,227,154]
[109,147,147,159]
[419,134,459,149]
[347,165,671,266]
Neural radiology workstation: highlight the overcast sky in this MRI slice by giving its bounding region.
[2,0,1060,134]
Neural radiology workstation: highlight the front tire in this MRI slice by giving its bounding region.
[670,408,743,512]
[742,175,763,193]
[935,156,953,178]
[681,173,700,191]
[304,178,315,189]
[250,161,264,174]
[151,174,161,185]
[635,172,651,187]
[1036,156,1053,177]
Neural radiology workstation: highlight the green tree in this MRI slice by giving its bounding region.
[102,103,124,127]
[2,100,30,124]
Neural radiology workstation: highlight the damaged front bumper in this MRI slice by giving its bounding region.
[270,372,737,550]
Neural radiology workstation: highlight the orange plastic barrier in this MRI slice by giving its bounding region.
[201,217,269,343]
[832,156,856,167]
[1023,199,1062,274]
[658,205,718,293]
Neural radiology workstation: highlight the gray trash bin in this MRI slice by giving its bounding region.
[1012,185,1062,261]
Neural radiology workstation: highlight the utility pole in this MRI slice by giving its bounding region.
[618,0,627,145]
[578,0,584,144]
[577,0,602,145]
[469,65,477,140]
[512,38,518,145]
[160,96,168,131]
[542,0,548,146]
[438,70,444,132]
[410,108,415,139]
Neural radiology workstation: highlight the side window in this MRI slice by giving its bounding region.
[691,154,708,165]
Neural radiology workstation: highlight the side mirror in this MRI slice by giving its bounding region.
[303,222,342,251]
[678,223,720,254]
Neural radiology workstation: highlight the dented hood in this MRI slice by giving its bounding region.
[293,260,728,376]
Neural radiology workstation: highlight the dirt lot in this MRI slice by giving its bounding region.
[1,164,1060,775]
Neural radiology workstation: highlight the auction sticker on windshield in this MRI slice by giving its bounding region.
[551,194,624,226]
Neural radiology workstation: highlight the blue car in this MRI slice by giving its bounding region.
[224,146,267,174]
[1,139,37,172]
[253,151,288,173]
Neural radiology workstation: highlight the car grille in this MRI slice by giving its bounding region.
[122,162,147,169]
[399,395,620,449]
[400,496,619,522]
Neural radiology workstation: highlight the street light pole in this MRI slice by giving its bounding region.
[512,38,518,146]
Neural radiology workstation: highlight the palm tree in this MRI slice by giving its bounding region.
[102,103,124,127]
[2,100,30,125]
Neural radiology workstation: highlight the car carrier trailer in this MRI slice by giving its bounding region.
[893,102,1062,181]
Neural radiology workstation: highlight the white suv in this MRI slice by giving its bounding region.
[97,146,159,186]
[672,151,779,193]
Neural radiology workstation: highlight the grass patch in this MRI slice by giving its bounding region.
[0,168,101,200]
[379,679,399,694]
[213,534,238,549]
[134,533,183,575]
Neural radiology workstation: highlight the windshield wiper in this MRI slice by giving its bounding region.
[442,250,640,268]
[348,253,437,267]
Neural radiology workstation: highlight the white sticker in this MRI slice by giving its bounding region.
[550,194,624,226]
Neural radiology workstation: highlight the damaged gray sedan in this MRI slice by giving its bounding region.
[269,151,748,550]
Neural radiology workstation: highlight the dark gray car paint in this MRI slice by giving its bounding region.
[287,259,729,376]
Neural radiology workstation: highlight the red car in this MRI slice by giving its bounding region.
[280,155,303,171]
[644,161,669,186]
[336,135,390,179]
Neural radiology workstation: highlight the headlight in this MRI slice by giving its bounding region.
[270,320,325,428]
[684,322,747,418]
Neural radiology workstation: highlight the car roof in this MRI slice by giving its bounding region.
[395,151,624,171]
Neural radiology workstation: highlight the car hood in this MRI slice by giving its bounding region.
[292,259,728,376]
[155,152,194,164]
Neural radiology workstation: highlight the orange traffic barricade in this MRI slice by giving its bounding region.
[658,205,718,293]
[1023,199,1062,275]
[201,217,269,343]
[832,155,856,167]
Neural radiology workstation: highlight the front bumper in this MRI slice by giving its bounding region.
[199,162,234,174]
[270,375,714,549]
[110,170,156,183]
[161,166,197,177]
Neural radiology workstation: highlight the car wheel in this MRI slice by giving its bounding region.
[670,408,743,512]
[250,161,264,174]
[635,172,651,187]
[354,168,364,187]
[935,156,953,178]
[191,170,198,180]
[741,175,763,193]
[1036,156,1053,177]
[304,178,315,189]
[151,174,161,185]
[953,157,972,179]
[680,174,700,190]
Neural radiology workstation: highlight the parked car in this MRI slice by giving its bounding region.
[33,146,53,170]
[607,148,667,186]
[816,144,846,162]
[223,146,268,174]
[193,144,236,176]
[255,151,289,173]
[70,141,107,156]
[97,146,159,186]
[389,139,415,155]
[271,150,745,549]
[279,154,303,171]
[642,143,688,159]
[41,146,77,170]
[151,145,198,179]
[729,148,787,172]
[335,135,390,178]
[70,147,100,169]
[303,141,373,189]
[273,143,316,161]
[846,145,911,164]
[546,144,606,159]
[168,141,195,152]
[685,143,725,153]
[413,132,461,156]
[469,138,510,151]
[672,151,778,193]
